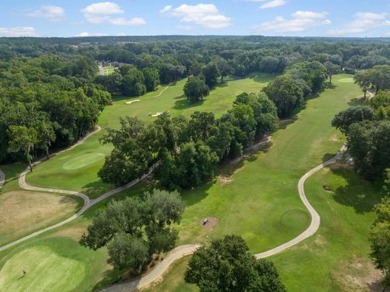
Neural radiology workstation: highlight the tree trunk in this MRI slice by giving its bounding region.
[46,147,50,160]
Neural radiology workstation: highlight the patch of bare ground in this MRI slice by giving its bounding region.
[218,175,233,186]
[51,225,88,240]
[0,191,78,245]
[330,256,388,292]
[299,234,327,251]
[199,217,218,229]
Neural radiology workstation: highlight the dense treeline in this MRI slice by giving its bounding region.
[332,70,390,181]
[98,92,278,189]
[0,55,111,166]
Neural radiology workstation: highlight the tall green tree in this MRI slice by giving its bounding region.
[7,125,38,171]
[369,198,390,286]
[184,77,209,104]
[185,235,286,292]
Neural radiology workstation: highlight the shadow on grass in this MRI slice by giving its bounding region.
[83,180,112,199]
[93,268,125,292]
[329,167,385,213]
[279,117,298,129]
[322,152,337,163]
[348,97,366,106]
[173,96,204,111]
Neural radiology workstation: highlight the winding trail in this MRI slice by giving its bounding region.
[0,122,347,291]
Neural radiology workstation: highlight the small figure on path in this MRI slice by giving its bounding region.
[203,218,208,225]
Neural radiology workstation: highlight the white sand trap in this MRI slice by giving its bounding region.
[125,100,140,105]
[151,112,162,117]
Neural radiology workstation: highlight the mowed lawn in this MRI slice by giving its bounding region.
[26,74,272,198]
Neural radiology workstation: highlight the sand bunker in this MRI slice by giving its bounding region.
[125,100,140,105]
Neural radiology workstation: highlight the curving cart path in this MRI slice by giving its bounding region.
[0,124,346,291]
[102,146,347,292]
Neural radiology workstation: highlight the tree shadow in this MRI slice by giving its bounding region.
[92,268,132,291]
[322,152,337,163]
[279,117,298,129]
[173,97,204,111]
[248,73,276,83]
[328,166,385,214]
[181,182,213,208]
[348,97,366,106]
[82,180,112,199]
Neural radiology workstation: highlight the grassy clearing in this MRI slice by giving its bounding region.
[26,74,272,198]
[0,237,109,292]
[0,191,80,246]
[103,66,115,76]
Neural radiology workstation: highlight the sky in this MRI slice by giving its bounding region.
[0,1,389,37]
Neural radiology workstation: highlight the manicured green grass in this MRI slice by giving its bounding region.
[0,237,108,292]
[271,166,385,291]
[26,74,272,198]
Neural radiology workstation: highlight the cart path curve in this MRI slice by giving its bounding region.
[102,146,346,292]
[0,170,5,189]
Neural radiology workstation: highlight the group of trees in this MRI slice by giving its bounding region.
[99,92,278,190]
[332,90,390,180]
[354,65,390,97]
[95,64,160,97]
[80,189,184,273]
[263,61,328,118]
[0,55,111,166]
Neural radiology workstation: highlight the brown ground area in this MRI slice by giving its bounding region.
[199,217,218,229]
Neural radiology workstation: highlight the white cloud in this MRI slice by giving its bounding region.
[253,10,331,34]
[27,5,65,21]
[260,0,287,9]
[160,4,231,29]
[328,12,390,36]
[75,32,107,37]
[81,2,146,26]
[0,27,39,37]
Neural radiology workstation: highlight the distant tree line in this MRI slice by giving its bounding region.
[98,92,278,189]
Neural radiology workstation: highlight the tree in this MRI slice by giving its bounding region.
[216,58,234,82]
[331,106,374,134]
[263,74,304,118]
[185,235,286,292]
[7,125,38,171]
[369,198,390,286]
[80,189,184,273]
[203,63,220,88]
[324,61,341,84]
[354,70,371,98]
[184,77,209,104]
[142,67,160,92]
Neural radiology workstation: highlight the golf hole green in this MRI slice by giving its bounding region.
[63,153,105,170]
[338,78,353,83]
[0,246,85,291]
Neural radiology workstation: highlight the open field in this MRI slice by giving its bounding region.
[0,191,80,246]
[26,74,273,198]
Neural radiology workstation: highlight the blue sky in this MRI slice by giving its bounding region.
[0,1,389,37]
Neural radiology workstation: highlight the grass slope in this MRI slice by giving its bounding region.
[26,74,272,198]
